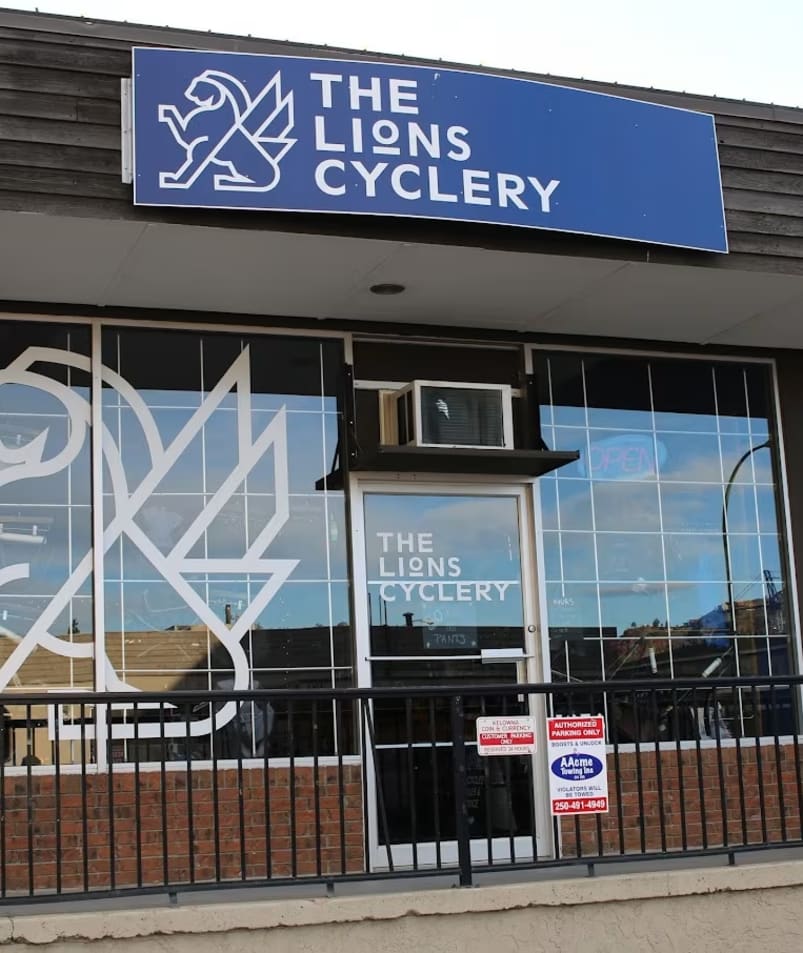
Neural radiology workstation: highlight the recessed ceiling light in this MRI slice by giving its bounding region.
[369,283,406,295]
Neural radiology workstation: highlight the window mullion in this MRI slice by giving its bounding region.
[90,322,109,770]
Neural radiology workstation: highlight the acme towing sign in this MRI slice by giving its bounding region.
[547,716,609,816]
[131,48,728,252]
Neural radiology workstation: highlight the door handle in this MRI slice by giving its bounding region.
[480,649,532,663]
[364,654,481,662]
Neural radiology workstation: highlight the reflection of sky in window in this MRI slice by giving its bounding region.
[101,405,339,498]
[536,352,787,678]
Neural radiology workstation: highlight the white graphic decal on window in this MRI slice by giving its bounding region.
[0,346,297,740]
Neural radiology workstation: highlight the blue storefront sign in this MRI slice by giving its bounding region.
[131,47,728,252]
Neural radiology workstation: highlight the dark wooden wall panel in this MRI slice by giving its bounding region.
[718,146,802,175]
[722,168,803,196]
[0,139,120,174]
[0,13,802,273]
[0,63,121,98]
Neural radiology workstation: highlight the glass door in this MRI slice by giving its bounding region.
[353,484,551,869]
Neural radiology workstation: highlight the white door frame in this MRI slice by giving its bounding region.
[349,475,554,870]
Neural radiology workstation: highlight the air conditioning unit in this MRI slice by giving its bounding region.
[382,381,514,449]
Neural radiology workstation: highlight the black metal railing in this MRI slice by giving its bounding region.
[0,674,801,903]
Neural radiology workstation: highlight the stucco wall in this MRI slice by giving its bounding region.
[4,861,803,953]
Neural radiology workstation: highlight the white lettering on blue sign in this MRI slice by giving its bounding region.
[552,754,604,781]
[132,49,728,252]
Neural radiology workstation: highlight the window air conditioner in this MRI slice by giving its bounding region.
[383,381,514,449]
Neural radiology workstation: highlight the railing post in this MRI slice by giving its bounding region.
[450,695,473,887]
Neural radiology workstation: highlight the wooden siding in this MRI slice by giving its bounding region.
[1,13,802,273]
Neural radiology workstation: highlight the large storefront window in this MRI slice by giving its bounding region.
[536,351,793,736]
[0,322,351,763]
[0,323,93,685]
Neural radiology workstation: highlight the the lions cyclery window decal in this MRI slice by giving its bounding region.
[131,48,728,253]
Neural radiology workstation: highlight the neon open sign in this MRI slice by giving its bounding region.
[578,434,667,480]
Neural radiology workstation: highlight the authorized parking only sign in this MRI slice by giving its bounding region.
[547,716,609,816]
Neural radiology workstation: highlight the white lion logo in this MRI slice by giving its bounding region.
[157,69,296,192]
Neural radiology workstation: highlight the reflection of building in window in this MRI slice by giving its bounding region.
[0,621,355,766]
[536,350,790,701]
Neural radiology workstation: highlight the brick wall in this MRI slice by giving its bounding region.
[560,743,803,857]
[3,745,802,897]
[0,764,364,896]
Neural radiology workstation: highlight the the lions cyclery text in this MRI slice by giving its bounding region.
[309,72,561,211]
